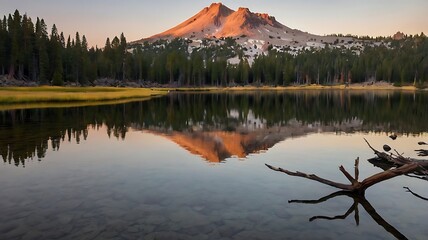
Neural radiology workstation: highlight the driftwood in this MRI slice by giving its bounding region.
[266,158,419,195]
[366,138,428,181]
[266,139,428,240]
[266,159,411,239]
[364,139,428,172]
[267,139,428,195]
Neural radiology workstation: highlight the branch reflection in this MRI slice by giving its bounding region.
[289,191,408,240]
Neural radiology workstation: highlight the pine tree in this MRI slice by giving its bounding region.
[120,33,127,80]
[8,11,21,79]
[0,16,9,75]
[103,37,113,78]
[166,51,177,84]
[73,32,82,84]
[59,32,65,48]
[63,35,72,82]
[35,18,49,84]
[50,24,63,86]
[80,35,92,85]
[22,14,36,81]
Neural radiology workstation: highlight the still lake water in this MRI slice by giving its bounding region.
[1,91,428,240]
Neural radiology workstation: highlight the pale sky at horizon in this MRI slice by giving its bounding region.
[1,0,427,47]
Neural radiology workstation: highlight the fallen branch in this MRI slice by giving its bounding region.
[265,164,354,191]
[266,159,419,194]
[364,138,428,169]
[359,163,419,190]
[365,139,428,177]
[266,139,428,240]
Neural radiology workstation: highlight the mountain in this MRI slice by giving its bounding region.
[147,3,285,40]
[136,3,352,50]
[148,3,234,39]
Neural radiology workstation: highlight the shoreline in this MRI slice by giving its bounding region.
[161,83,422,92]
[0,83,423,110]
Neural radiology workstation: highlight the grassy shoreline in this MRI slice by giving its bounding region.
[0,86,168,104]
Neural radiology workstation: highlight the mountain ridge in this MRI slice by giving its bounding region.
[137,3,308,42]
[134,2,354,56]
[148,3,234,39]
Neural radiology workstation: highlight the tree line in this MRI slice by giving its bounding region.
[1,10,427,86]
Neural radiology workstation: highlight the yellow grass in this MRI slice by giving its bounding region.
[0,86,168,104]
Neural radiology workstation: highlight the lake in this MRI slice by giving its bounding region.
[1,90,428,240]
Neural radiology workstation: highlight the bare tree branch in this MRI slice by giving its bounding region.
[360,163,419,190]
[364,138,428,168]
[339,165,358,185]
[266,163,418,194]
[265,164,354,191]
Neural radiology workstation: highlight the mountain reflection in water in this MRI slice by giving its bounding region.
[1,91,428,166]
[148,119,363,163]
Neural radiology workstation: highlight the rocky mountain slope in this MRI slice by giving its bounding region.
[135,3,352,52]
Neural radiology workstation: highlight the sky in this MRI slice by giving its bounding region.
[1,0,427,47]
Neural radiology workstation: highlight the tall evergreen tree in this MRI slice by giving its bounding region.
[50,24,63,85]
[0,16,9,75]
[35,18,49,84]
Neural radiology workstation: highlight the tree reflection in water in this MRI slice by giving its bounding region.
[2,91,428,166]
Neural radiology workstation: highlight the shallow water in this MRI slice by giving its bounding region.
[1,91,428,240]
